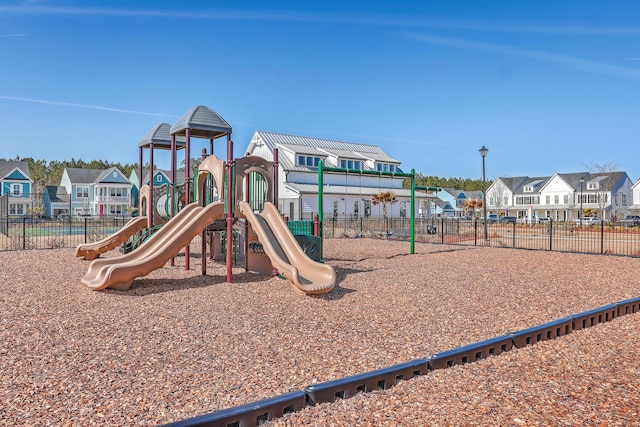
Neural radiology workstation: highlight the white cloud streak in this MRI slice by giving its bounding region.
[0,33,27,37]
[400,33,640,80]
[1,5,640,35]
[0,96,176,117]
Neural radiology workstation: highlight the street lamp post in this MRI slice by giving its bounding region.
[579,177,584,226]
[479,146,489,241]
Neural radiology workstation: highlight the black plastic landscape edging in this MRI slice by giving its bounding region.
[162,295,640,427]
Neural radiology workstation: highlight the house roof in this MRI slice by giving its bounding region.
[45,186,69,203]
[249,131,400,172]
[65,167,128,184]
[0,160,30,180]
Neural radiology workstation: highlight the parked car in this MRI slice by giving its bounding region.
[500,216,517,224]
[576,217,600,226]
[623,215,640,227]
[537,217,551,224]
[481,214,499,224]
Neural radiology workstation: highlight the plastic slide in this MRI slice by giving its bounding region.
[238,201,336,295]
[81,201,224,290]
[75,216,149,260]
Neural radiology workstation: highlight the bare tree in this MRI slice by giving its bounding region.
[488,179,510,216]
[587,162,618,221]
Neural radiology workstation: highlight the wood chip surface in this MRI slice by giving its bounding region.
[1,239,639,425]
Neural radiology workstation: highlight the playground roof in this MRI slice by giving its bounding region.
[138,123,186,149]
[170,105,232,139]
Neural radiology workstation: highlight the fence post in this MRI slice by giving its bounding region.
[512,221,516,248]
[84,217,88,243]
[22,217,26,250]
[549,219,553,251]
[474,218,477,246]
[600,220,604,254]
[442,217,445,244]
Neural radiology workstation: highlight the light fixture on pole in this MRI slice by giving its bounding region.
[579,177,584,226]
[479,146,489,240]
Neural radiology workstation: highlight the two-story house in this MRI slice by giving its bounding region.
[0,160,33,217]
[244,131,435,220]
[60,167,133,217]
[487,171,633,222]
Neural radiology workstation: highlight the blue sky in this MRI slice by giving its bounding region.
[1,1,640,182]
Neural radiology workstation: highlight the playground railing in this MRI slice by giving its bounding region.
[321,216,640,258]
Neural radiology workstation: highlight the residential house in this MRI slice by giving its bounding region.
[438,188,484,217]
[244,131,435,220]
[42,186,70,219]
[60,167,133,217]
[630,179,640,213]
[129,168,181,209]
[487,171,633,222]
[0,160,33,217]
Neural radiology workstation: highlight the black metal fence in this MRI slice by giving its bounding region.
[3,213,640,258]
[322,217,640,258]
[0,215,133,251]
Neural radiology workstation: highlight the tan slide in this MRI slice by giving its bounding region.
[237,201,336,295]
[75,216,149,260]
[81,202,224,291]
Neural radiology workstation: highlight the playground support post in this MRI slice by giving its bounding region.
[226,137,234,283]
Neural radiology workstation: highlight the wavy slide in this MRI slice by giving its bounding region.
[75,216,149,260]
[81,202,224,291]
[238,201,336,295]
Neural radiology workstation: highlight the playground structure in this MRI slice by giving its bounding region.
[78,105,335,295]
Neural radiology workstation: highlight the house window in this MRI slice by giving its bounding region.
[354,201,359,217]
[11,184,21,196]
[298,155,321,168]
[110,188,124,197]
[564,195,568,204]
[400,201,406,218]
[524,186,532,192]
[376,163,395,172]
[587,182,598,190]
[156,174,163,182]
[554,195,559,204]
[112,171,117,178]
[545,195,550,204]
[364,200,371,217]
[622,194,627,206]
[109,205,125,215]
[333,201,338,218]
[76,186,89,198]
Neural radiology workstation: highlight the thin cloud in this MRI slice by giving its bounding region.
[0,33,27,37]
[1,5,640,35]
[400,32,640,80]
[0,96,177,118]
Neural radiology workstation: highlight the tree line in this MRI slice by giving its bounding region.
[409,173,492,192]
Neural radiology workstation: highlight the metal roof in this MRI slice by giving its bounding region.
[139,123,186,149]
[170,105,232,139]
[250,131,400,172]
